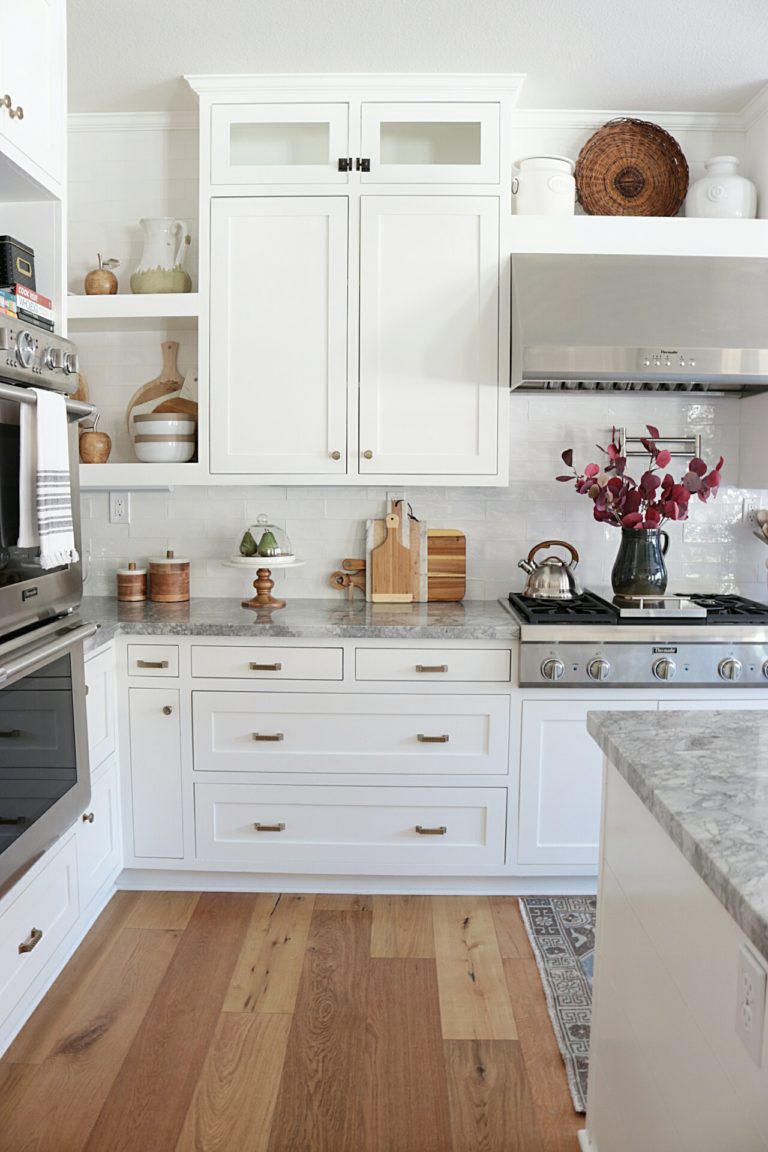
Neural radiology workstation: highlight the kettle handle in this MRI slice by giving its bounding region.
[527,539,580,567]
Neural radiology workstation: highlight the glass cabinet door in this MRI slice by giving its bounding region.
[359,103,500,184]
[211,103,350,184]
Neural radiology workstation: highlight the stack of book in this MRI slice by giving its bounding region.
[0,283,54,331]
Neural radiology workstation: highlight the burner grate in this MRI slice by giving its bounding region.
[676,593,768,624]
[507,590,617,625]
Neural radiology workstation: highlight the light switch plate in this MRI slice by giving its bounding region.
[736,943,767,1065]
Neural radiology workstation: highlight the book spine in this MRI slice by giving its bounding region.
[15,296,53,321]
[15,283,52,310]
[17,308,54,331]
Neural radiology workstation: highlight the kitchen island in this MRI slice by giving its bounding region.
[583,710,768,1152]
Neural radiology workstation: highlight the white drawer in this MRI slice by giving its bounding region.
[194,783,506,868]
[355,647,511,682]
[0,836,79,1029]
[85,647,116,769]
[191,646,343,681]
[193,692,510,775]
[127,644,179,677]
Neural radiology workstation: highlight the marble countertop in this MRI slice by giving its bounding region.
[80,596,520,649]
[588,709,768,963]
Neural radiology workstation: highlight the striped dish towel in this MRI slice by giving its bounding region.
[17,387,79,569]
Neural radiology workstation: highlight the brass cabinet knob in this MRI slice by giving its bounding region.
[162,705,173,715]
[82,812,95,824]
[362,449,373,460]
[330,450,341,460]
[9,105,23,120]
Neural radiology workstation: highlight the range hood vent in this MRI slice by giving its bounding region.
[511,253,768,395]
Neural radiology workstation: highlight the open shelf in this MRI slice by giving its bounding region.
[79,460,207,489]
[507,216,768,258]
[67,292,200,331]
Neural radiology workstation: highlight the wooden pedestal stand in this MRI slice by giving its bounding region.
[223,556,305,611]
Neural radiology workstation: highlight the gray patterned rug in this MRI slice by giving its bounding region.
[519,895,596,1113]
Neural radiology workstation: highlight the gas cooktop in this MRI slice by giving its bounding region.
[507,590,768,626]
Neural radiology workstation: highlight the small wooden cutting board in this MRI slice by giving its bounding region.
[370,512,413,603]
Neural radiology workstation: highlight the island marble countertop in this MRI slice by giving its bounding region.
[588,709,768,963]
[80,596,520,650]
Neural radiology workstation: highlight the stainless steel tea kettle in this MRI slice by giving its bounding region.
[518,540,583,600]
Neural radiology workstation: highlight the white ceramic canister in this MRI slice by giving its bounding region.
[685,156,757,219]
[512,155,576,215]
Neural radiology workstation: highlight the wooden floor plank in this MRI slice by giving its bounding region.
[489,896,529,959]
[362,958,451,1152]
[175,1013,291,1152]
[313,893,373,912]
[83,893,253,1152]
[124,890,200,930]
[504,954,584,1152]
[444,1039,543,1152]
[0,1064,40,1135]
[267,909,371,1152]
[371,895,435,958]
[0,928,180,1152]
[224,892,315,1014]
[433,897,518,1041]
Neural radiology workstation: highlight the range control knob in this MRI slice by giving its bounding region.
[43,346,64,371]
[718,657,742,682]
[587,658,611,682]
[541,658,565,682]
[762,660,768,679]
[653,657,676,681]
[15,329,35,368]
[64,351,79,375]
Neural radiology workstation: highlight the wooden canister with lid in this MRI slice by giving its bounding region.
[116,561,147,602]
[149,550,190,602]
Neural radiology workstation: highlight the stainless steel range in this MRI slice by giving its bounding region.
[504,590,768,688]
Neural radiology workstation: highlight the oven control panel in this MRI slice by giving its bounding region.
[0,319,78,394]
[520,643,768,687]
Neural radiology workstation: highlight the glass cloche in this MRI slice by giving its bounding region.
[238,513,294,561]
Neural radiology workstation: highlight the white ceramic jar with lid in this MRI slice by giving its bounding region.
[685,156,757,219]
[512,155,576,215]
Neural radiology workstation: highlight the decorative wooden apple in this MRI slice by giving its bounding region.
[79,414,112,463]
[84,254,119,295]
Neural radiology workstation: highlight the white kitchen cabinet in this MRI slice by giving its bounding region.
[518,698,652,866]
[358,195,500,475]
[128,688,183,858]
[76,760,121,912]
[85,646,117,770]
[359,102,500,184]
[211,102,350,185]
[0,0,63,190]
[210,197,349,475]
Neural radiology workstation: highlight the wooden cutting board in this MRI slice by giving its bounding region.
[126,340,186,436]
[365,502,427,602]
[427,530,466,602]
[370,512,413,603]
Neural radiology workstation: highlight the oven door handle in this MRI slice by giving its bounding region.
[0,622,99,686]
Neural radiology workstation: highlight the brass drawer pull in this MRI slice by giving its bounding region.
[137,659,169,669]
[82,812,95,824]
[415,825,447,836]
[417,733,450,744]
[0,729,21,738]
[254,822,286,832]
[249,662,282,672]
[253,732,284,742]
[18,927,43,954]
[415,664,448,673]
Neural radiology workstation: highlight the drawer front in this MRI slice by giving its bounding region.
[195,783,506,867]
[191,646,343,681]
[0,836,79,1028]
[355,648,511,682]
[127,644,179,677]
[193,692,510,775]
[85,647,116,769]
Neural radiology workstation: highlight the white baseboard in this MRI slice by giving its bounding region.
[577,1130,595,1151]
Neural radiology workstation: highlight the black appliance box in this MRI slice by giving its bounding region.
[0,236,36,292]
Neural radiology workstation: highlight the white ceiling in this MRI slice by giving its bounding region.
[68,0,768,115]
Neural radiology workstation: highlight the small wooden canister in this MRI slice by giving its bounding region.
[149,550,190,603]
[116,561,147,602]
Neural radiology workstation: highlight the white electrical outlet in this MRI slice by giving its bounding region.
[744,499,761,526]
[109,492,130,524]
[736,943,767,1065]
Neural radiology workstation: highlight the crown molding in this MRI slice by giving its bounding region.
[511,107,743,134]
[740,83,768,130]
[185,72,527,97]
[68,111,198,133]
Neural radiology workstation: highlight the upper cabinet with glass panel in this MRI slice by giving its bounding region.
[360,103,500,184]
[211,103,351,184]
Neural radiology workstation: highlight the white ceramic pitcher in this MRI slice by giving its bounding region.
[130,217,191,293]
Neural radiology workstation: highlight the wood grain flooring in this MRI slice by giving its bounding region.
[0,893,583,1152]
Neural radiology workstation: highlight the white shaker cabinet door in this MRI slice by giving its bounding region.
[0,0,63,186]
[518,698,653,866]
[210,197,349,475]
[358,196,500,476]
[128,688,183,859]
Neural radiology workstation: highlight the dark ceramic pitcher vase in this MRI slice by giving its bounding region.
[611,527,669,597]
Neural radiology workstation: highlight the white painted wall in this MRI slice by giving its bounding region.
[69,115,768,602]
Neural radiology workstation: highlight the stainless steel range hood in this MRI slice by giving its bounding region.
[510,253,768,394]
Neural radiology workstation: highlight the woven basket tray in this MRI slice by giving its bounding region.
[575,118,689,216]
